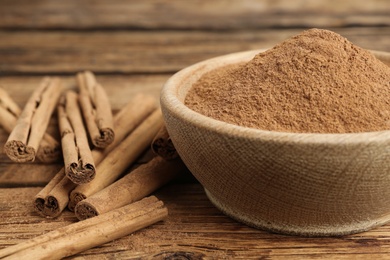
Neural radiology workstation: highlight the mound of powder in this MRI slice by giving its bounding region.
[185,28,390,133]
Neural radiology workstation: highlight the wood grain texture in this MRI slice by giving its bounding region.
[1,184,390,259]
[0,0,389,30]
[0,28,389,75]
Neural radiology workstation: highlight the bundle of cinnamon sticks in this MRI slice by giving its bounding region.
[0,86,61,163]
[0,71,186,258]
[2,78,62,163]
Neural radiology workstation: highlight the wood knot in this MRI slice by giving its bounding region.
[153,251,204,260]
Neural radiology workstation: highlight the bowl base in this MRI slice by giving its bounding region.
[204,188,390,237]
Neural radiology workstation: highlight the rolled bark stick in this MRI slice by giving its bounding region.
[75,156,185,220]
[34,169,67,215]
[69,109,164,208]
[35,134,61,163]
[34,94,157,217]
[45,172,77,217]
[0,103,61,163]
[77,71,114,148]
[0,87,21,117]
[58,91,95,184]
[151,125,179,160]
[1,196,166,259]
[0,106,18,133]
[89,93,157,165]
[4,77,62,162]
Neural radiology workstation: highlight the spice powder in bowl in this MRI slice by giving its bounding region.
[185,28,390,134]
[161,28,390,236]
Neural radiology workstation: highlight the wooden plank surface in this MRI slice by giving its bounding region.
[1,184,390,259]
[0,163,59,187]
[1,28,390,75]
[1,0,390,258]
[0,0,389,30]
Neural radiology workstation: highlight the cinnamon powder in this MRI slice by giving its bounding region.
[185,29,390,133]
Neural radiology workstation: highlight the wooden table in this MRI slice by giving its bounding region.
[1,1,390,259]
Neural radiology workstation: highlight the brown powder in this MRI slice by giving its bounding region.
[185,28,390,133]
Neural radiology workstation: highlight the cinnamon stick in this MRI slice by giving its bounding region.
[75,156,185,220]
[34,94,157,218]
[0,87,22,134]
[151,125,178,160]
[69,109,164,209]
[35,134,61,163]
[2,196,167,260]
[77,71,114,148]
[0,95,61,163]
[33,169,67,216]
[2,80,62,163]
[58,91,95,184]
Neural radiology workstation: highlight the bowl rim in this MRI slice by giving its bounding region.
[161,49,390,145]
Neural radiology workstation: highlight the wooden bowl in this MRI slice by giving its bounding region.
[160,49,390,236]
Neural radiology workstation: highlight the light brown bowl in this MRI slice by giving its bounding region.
[160,49,390,236]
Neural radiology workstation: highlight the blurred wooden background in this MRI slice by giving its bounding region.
[0,0,390,259]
